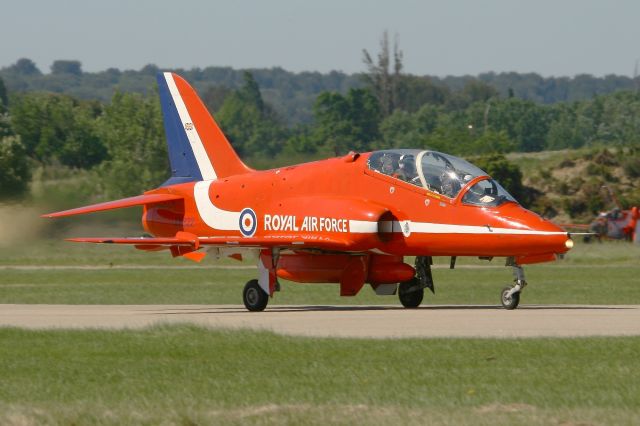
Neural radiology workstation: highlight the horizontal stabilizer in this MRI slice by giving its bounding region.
[43,193,183,218]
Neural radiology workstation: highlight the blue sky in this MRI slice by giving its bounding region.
[2,0,639,77]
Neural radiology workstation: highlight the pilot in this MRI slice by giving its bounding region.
[396,154,419,184]
[440,167,462,197]
[380,154,399,176]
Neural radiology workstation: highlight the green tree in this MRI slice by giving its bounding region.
[51,60,83,76]
[6,58,41,76]
[396,76,450,112]
[378,104,439,149]
[0,135,31,198]
[470,130,516,154]
[445,80,499,111]
[0,111,12,139]
[0,77,11,139]
[97,92,168,197]
[217,72,286,157]
[472,154,527,204]
[487,98,551,152]
[310,88,381,155]
[202,85,232,113]
[10,93,106,168]
[59,103,106,168]
[0,77,8,109]
[595,91,640,146]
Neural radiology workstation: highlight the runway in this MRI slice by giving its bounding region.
[1,304,639,338]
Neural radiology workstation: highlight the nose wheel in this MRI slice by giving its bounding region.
[501,285,520,310]
[501,264,527,310]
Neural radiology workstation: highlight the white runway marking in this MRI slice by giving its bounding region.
[1,304,639,338]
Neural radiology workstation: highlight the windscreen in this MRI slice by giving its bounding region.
[417,151,486,198]
[461,178,517,207]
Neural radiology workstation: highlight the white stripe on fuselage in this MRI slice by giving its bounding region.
[194,180,239,230]
[348,220,379,233]
[192,185,565,237]
[377,220,566,236]
[164,72,217,181]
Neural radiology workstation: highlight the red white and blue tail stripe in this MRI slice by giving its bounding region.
[156,72,251,185]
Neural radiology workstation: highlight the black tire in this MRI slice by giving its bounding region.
[501,285,520,310]
[243,279,269,312]
[399,279,424,308]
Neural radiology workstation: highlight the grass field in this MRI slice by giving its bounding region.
[0,239,638,306]
[0,326,639,425]
[0,239,639,425]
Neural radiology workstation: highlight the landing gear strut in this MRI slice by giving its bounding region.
[415,256,435,294]
[501,263,527,310]
[398,256,435,308]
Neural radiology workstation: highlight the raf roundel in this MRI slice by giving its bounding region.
[239,208,257,237]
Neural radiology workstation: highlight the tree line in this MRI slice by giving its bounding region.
[2,55,639,127]
[0,36,639,210]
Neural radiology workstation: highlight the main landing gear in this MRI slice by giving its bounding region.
[242,249,280,312]
[500,263,527,310]
[398,256,435,309]
[243,279,269,312]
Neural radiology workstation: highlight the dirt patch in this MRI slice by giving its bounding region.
[0,205,45,248]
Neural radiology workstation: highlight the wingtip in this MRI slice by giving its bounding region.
[42,212,63,219]
[65,237,108,243]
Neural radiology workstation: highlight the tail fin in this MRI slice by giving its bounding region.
[157,72,252,185]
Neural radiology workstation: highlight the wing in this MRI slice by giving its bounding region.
[43,193,183,218]
[67,232,376,263]
[68,233,368,251]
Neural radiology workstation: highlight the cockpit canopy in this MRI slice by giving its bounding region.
[367,149,517,207]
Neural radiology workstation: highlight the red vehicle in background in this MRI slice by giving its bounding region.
[568,187,639,243]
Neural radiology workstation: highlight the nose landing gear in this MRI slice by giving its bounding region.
[501,263,527,310]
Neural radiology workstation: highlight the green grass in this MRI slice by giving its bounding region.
[0,326,638,425]
[0,240,638,305]
[0,238,638,424]
[1,262,639,306]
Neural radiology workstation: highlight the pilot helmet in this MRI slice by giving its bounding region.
[399,154,415,170]
[381,154,397,173]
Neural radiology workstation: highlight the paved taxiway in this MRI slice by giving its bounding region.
[1,304,639,338]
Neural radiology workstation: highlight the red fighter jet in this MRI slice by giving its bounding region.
[44,72,574,311]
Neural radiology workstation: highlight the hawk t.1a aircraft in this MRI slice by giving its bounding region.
[44,72,574,311]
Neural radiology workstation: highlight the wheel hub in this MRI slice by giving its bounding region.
[246,288,258,305]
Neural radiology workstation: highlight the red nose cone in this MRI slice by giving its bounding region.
[493,204,571,256]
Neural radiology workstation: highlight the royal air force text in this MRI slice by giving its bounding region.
[263,214,348,233]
